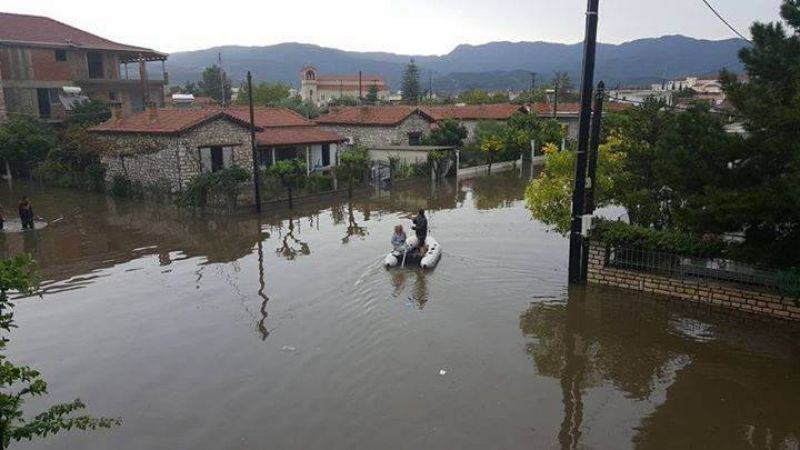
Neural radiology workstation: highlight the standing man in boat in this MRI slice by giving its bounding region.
[412,209,428,256]
[18,196,34,230]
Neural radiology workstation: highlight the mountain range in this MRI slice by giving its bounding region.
[165,35,748,93]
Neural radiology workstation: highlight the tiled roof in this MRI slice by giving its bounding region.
[89,107,345,146]
[422,104,526,121]
[530,102,631,116]
[0,12,165,59]
[316,106,434,126]
[257,127,345,146]
[317,75,385,83]
[89,109,251,134]
[224,107,314,128]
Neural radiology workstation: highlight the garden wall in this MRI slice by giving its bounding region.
[587,243,800,321]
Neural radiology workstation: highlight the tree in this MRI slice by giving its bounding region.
[236,82,291,106]
[708,0,800,266]
[0,256,120,448]
[277,97,320,119]
[480,135,504,174]
[401,59,421,104]
[63,99,111,129]
[552,72,576,101]
[525,138,625,234]
[199,65,232,105]
[335,146,370,198]
[503,112,564,160]
[265,159,306,209]
[424,120,468,147]
[0,116,56,178]
[327,95,360,107]
[365,84,379,104]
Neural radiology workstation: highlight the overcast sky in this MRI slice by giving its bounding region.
[2,0,784,54]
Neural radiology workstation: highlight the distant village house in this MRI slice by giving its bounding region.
[299,65,389,106]
[0,12,167,122]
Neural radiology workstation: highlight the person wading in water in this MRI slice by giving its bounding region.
[18,196,34,230]
[412,209,428,257]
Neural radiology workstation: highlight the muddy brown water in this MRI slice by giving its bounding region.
[1,170,799,450]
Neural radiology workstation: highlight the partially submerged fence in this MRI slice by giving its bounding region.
[588,243,800,321]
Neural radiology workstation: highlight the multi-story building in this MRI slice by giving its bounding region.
[0,12,167,122]
[299,65,389,106]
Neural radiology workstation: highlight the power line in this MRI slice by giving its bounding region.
[699,0,753,44]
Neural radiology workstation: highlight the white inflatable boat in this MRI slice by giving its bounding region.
[384,235,442,269]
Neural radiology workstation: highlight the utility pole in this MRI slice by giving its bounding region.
[585,81,605,215]
[218,52,225,106]
[247,71,262,213]
[580,81,605,283]
[568,0,600,285]
[530,72,537,105]
[358,71,363,100]
[429,70,433,106]
[552,76,559,119]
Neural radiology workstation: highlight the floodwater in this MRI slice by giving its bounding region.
[2,168,799,450]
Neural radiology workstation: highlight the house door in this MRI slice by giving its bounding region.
[210,146,224,172]
[37,89,51,119]
[321,144,331,166]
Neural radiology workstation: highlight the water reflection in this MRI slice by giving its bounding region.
[275,219,310,260]
[342,202,368,245]
[520,286,800,450]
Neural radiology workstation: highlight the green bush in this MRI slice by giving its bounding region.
[306,174,334,193]
[110,174,135,198]
[590,219,727,259]
[180,166,251,208]
[32,160,106,192]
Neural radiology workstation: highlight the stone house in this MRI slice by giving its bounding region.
[421,103,527,142]
[0,12,167,122]
[89,107,344,194]
[530,102,630,141]
[317,106,436,148]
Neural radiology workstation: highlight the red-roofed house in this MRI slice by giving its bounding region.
[529,102,631,140]
[300,66,390,106]
[89,107,344,195]
[316,106,436,148]
[421,104,527,142]
[0,12,167,121]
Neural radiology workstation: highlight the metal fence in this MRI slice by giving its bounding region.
[607,245,800,296]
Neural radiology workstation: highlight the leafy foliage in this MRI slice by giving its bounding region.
[33,128,108,192]
[1,256,120,448]
[180,166,251,208]
[200,64,233,105]
[590,219,727,259]
[236,81,291,106]
[63,99,111,128]
[365,84,380,104]
[0,116,56,175]
[335,146,370,197]
[424,120,468,147]
[265,159,306,208]
[457,90,510,105]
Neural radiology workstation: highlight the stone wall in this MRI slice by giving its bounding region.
[320,114,432,148]
[587,243,800,321]
[98,117,252,193]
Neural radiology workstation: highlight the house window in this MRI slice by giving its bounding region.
[55,49,67,62]
[321,144,331,167]
[305,70,316,81]
[199,146,234,173]
[109,91,119,102]
[48,89,61,103]
[258,149,272,169]
[408,132,422,146]
[87,52,104,79]
[275,146,300,162]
